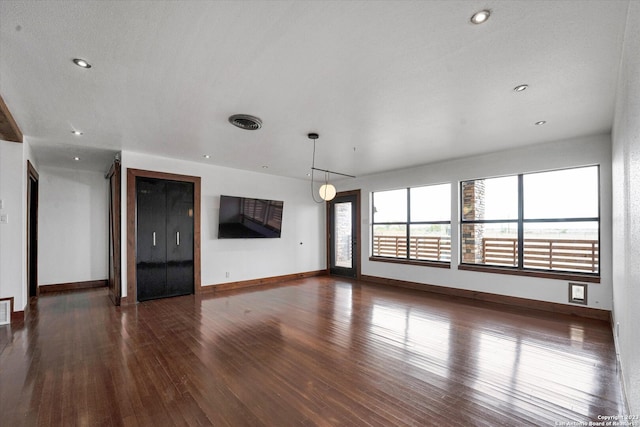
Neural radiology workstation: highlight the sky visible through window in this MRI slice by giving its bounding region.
[374,166,598,230]
[479,166,598,232]
[523,166,598,219]
[374,183,450,223]
[372,166,598,270]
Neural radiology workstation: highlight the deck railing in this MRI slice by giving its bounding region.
[372,236,451,261]
[483,237,599,272]
[372,235,598,272]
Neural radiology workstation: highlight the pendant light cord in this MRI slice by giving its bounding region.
[310,138,324,204]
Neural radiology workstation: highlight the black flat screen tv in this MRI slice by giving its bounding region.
[218,195,284,239]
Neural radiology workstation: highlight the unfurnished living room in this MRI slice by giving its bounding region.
[0,1,639,426]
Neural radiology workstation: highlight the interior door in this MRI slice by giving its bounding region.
[27,161,39,299]
[165,181,194,297]
[136,178,168,301]
[328,191,360,278]
[128,169,201,303]
[107,160,121,305]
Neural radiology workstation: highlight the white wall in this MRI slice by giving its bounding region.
[38,166,109,286]
[120,151,325,299]
[611,0,640,416]
[340,133,612,310]
[0,138,38,312]
[0,139,25,312]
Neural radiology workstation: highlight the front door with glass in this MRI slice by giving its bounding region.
[328,192,359,278]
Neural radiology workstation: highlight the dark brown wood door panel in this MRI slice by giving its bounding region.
[135,176,195,302]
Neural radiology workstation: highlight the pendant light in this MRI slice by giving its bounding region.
[308,133,354,203]
[319,171,337,201]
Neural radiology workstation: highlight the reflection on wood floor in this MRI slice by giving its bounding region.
[0,277,626,426]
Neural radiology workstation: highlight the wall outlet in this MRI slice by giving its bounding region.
[616,322,620,338]
[225,272,230,278]
[0,213,8,224]
[0,199,4,209]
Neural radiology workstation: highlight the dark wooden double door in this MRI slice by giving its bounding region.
[136,177,194,301]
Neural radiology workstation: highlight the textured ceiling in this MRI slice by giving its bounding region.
[0,1,630,177]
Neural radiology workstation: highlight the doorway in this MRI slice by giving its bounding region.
[327,190,360,278]
[106,159,121,305]
[136,177,194,301]
[126,168,202,303]
[26,161,39,300]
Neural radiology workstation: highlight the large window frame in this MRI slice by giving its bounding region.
[370,184,451,268]
[459,166,600,282]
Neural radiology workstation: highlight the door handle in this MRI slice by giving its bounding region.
[176,231,180,246]
[153,232,156,246]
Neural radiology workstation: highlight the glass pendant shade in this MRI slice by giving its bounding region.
[319,184,336,201]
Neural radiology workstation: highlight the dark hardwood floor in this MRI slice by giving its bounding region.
[0,277,626,426]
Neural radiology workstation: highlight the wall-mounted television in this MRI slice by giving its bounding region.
[218,195,284,239]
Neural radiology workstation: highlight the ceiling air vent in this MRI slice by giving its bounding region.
[228,114,262,130]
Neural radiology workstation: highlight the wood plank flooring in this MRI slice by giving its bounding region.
[0,277,626,426]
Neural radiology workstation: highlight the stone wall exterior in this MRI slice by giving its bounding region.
[462,180,485,263]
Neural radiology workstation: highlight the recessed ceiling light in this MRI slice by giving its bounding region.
[72,58,91,69]
[535,120,547,125]
[71,130,83,136]
[470,10,491,24]
[514,84,529,92]
[203,154,210,159]
[73,156,80,161]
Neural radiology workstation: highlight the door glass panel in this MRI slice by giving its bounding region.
[334,202,353,268]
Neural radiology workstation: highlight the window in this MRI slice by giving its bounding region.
[372,183,451,263]
[460,166,599,275]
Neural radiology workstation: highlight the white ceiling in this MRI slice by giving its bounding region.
[0,1,630,177]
